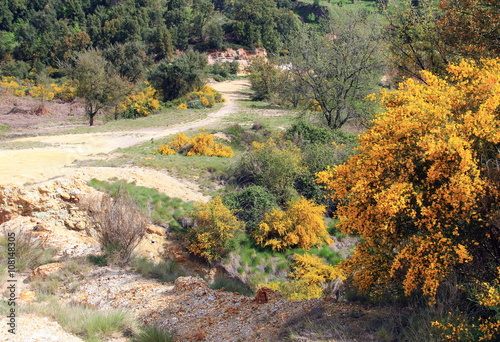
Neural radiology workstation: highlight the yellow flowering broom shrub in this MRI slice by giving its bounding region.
[156,132,234,157]
[117,83,160,118]
[265,253,344,300]
[185,196,244,262]
[432,266,500,341]
[31,85,55,101]
[51,82,76,102]
[253,197,332,251]
[0,77,27,96]
[170,132,192,152]
[316,59,500,306]
[0,77,76,101]
[177,85,225,109]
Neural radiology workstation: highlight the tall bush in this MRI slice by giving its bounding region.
[233,138,304,203]
[117,83,160,119]
[148,49,207,102]
[317,59,500,306]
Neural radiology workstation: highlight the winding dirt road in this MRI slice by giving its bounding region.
[0,79,249,201]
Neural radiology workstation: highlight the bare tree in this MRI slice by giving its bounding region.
[284,10,385,129]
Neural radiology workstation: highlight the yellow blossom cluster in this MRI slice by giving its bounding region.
[185,197,243,262]
[0,77,76,101]
[117,84,160,118]
[264,253,344,300]
[316,59,500,304]
[253,197,332,251]
[308,99,322,112]
[176,85,225,109]
[0,77,29,96]
[432,311,500,341]
[156,132,234,158]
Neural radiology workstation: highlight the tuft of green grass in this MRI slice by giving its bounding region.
[0,123,10,138]
[29,257,92,296]
[133,325,174,342]
[0,230,57,271]
[132,257,187,283]
[23,297,138,341]
[87,254,109,267]
[210,277,254,296]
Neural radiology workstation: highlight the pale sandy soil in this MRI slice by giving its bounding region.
[0,314,85,342]
[0,79,249,200]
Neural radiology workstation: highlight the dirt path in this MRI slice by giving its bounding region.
[0,79,249,199]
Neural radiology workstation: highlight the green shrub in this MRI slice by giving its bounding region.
[148,49,207,102]
[248,57,283,100]
[187,99,204,109]
[286,120,358,147]
[302,142,355,175]
[232,138,304,204]
[286,120,334,145]
[0,60,30,79]
[208,61,239,80]
[297,140,356,208]
[223,185,278,231]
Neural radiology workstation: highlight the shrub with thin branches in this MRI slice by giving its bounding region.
[0,229,55,271]
[85,187,149,265]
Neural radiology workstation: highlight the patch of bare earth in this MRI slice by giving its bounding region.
[0,314,85,342]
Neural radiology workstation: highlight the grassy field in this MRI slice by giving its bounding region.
[58,104,223,135]
[223,100,299,128]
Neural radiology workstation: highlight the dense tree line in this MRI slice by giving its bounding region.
[0,0,312,75]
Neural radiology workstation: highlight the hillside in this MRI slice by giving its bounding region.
[0,79,391,342]
[2,0,500,341]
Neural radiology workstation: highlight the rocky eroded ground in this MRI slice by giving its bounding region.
[0,178,384,342]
